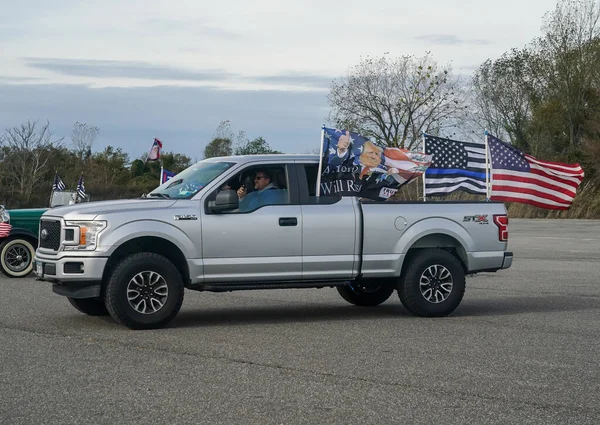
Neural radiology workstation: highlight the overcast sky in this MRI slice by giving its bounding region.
[0,0,555,161]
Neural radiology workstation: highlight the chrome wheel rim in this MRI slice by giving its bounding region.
[5,243,31,272]
[419,264,453,303]
[127,271,168,314]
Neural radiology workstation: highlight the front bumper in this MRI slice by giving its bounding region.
[34,254,107,282]
[34,254,107,298]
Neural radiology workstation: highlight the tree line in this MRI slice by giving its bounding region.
[0,119,279,208]
[1,0,599,217]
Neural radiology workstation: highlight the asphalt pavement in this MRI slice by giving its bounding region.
[1,218,599,424]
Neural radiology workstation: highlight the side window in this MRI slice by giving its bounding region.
[303,164,341,205]
[212,164,291,213]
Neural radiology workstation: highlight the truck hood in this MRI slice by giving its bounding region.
[7,208,48,218]
[42,199,177,220]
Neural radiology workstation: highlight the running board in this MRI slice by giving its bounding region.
[188,280,351,293]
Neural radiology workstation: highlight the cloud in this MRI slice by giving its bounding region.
[0,76,44,83]
[414,34,493,46]
[21,57,334,90]
[23,57,235,82]
[253,73,334,89]
[138,18,241,40]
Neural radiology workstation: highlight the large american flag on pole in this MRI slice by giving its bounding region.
[424,134,488,195]
[488,134,584,210]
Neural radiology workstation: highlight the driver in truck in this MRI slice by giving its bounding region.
[236,169,281,212]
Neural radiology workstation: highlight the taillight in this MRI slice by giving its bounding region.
[493,214,508,242]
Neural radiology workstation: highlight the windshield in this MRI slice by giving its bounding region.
[148,161,235,199]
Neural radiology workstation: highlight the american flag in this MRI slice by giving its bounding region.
[52,172,66,191]
[488,134,584,210]
[0,222,12,238]
[76,174,86,199]
[424,134,487,195]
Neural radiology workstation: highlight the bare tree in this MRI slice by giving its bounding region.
[208,120,252,157]
[71,121,99,160]
[468,48,537,150]
[531,0,600,150]
[0,120,63,202]
[327,52,467,150]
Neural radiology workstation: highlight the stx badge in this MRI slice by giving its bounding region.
[463,215,489,224]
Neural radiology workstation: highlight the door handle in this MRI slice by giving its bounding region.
[279,217,298,226]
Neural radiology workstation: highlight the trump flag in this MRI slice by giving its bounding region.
[161,168,176,184]
[318,127,432,201]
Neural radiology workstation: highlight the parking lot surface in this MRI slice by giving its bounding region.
[1,219,599,424]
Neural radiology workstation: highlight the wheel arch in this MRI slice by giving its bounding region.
[5,228,39,247]
[102,236,190,290]
[400,234,468,279]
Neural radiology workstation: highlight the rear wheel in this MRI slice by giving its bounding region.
[68,297,109,316]
[398,249,465,317]
[337,280,395,306]
[105,252,184,330]
[0,238,35,278]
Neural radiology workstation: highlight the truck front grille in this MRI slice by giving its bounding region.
[39,220,61,250]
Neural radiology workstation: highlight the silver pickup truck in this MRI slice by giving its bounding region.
[34,154,512,329]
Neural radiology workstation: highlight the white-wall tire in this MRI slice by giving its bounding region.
[0,238,35,278]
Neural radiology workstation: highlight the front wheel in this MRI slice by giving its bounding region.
[0,238,36,278]
[105,252,184,330]
[398,249,466,317]
[337,280,395,306]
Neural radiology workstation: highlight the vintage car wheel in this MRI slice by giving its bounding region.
[398,248,466,317]
[337,279,395,306]
[105,252,184,330]
[0,237,36,278]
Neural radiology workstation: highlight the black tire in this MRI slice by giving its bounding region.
[337,280,395,306]
[398,249,465,317]
[105,252,184,330]
[0,237,36,278]
[67,297,109,316]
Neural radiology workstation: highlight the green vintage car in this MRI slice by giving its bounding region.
[0,191,90,278]
[0,207,46,277]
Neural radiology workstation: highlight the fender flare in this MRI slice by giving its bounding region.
[101,220,198,258]
[4,227,38,242]
[395,217,475,254]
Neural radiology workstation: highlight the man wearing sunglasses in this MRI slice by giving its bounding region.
[237,169,283,212]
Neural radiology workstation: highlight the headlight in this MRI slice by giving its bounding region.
[0,206,9,223]
[63,220,106,251]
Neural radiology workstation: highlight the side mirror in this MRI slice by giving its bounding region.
[209,189,239,212]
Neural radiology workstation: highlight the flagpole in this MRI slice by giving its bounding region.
[49,170,56,207]
[484,130,490,201]
[422,131,426,202]
[315,124,325,198]
[160,164,164,185]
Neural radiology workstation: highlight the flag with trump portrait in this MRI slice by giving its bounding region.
[318,127,432,201]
